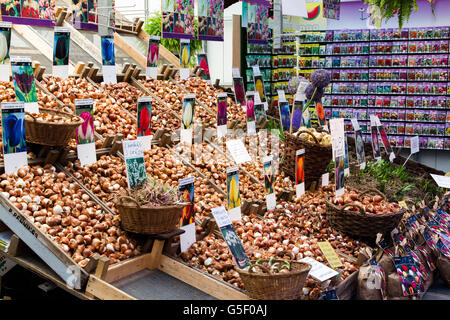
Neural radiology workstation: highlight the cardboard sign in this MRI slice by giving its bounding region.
[1,102,27,175]
[0,22,12,82]
[318,241,343,269]
[329,118,345,159]
[410,136,419,154]
[299,257,338,282]
[146,36,160,79]
[53,27,70,79]
[295,149,305,198]
[123,140,147,189]
[263,155,276,210]
[226,139,251,164]
[11,56,38,114]
[180,223,196,253]
[211,206,250,269]
[75,99,96,166]
[277,89,287,102]
[217,93,228,138]
[101,35,117,84]
[227,166,242,221]
[252,65,261,77]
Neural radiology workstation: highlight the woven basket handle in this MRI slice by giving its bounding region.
[341,203,366,215]
[296,130,320,145]
[62,106,73,114]
[117,195,140,208]
[248,263,271,274]
[359,188,386,201]
[25,111,38,122]
[275,250,295,260]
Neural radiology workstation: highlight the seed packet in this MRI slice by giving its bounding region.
[397,136,405,146]
[398,96,406,107]
[385,56,392,66]
[445,138,450,149]
[406,109,414,121]
[422,124,431,135]
[427,138,437,148]
[413,123,422,135]
[437,111,446,122]
[409,28,418,39]
[368,95,375,106]
[397,109,405,120]
[394,255,425,296]
[437,124,445,136]
[397,122,405,134]
[405,123,414,135]
[391,96,399,107]
[389,123,398,134]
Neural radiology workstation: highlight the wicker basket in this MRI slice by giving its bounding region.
[116,196,187,235]
[282,130,332,183]
[325,189,405,238]
[236,259,311,300]
[25,107,84,146]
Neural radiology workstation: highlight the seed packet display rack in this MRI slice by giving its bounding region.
[296,27,450,150]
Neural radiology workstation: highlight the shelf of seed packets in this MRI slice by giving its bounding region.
[296,27,450,151]
[244,31,272,96]
[271,29,297,106]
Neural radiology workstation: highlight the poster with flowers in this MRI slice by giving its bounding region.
[198,0,223,41]
[247,3,270,44]
[162,0,195,40]
[1,0,55,27]
[72,0,99,31]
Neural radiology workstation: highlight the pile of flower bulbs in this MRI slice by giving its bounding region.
[0,164,141,267]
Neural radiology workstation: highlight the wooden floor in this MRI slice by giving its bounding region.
[111,269,216,300]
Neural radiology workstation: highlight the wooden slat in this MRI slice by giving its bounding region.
[114,33,146,68]
[104,253,152,283]
[85,275,136,300]
[159,255,249,300]
[94,256,110,280]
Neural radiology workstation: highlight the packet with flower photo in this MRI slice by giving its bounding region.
[11,56,38,114]
[137,96,152,151]
[1,101,27,175]
[197,53,211,82]
[263,155,276,210]
[180,39,191,79]
[0,22,12,82]
[226,166,241,221]
[181,94,195,145]
[246,91,256,134]
[53,27,70,79]
[217,92,227,138]
[146,35,160,78]
[101,35,116,84]
[233,76,246,107]
[75,99,96,166]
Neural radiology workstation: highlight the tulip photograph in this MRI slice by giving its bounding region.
[2,110,26,154]
[227,171,240,210]
[180,42,190,69]
[295,154,305,186]
[1,0,21,17]
[246,97,255,123]
[76,108,95,144]
[0,27,11,65]
[197,54,210,80]
[263,161,274,195]
[182,98,194,130]
[279,101,291,131]
[217,95,227,126]
[335,155,345,192]
[53,31,70,66]
[12,64,37,103]
[179,182,194,226]
[233,77,246,106]
[147,39,159,68]
[355,130,366,165]
[221,225,249,269]
[101,35,115,66]
[254,76,266,102]
[254,103,266,123]
[137,101,152,137]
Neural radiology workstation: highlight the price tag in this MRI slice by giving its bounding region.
[430,174,450,189]
[410,136,419,154]
[398,201,408,210]
[277,90,287,102]
[299,257,339,282]
[0,253,17,276]
[226,139,251,164]
[254,91,261,104]
[252,65,261,76]
[350,118,360,131]
[318,241,343,269]
[322,173,330,187]
[330,118,345,159]
[232,67,241,78]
